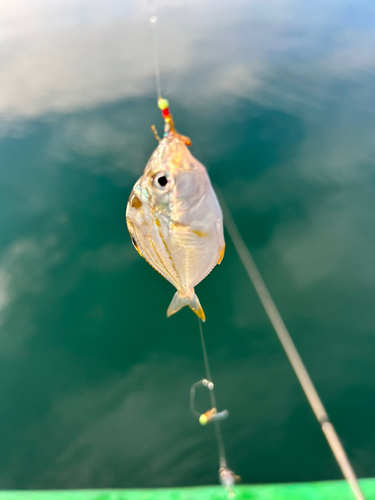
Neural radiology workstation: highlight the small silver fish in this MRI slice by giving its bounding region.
[126,99,225,321]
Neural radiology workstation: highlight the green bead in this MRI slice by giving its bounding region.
[158,97,169,110]
[199,414,208,425]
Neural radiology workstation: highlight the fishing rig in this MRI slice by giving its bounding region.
[148,8,237,489]
[190,321,237,495]
[153,93,238,494]
[146,4,366,500]
[190,379,229,427]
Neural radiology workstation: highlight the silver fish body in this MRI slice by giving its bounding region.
[126,133,225,320]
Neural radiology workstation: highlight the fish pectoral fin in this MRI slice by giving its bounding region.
[167,290,205,321]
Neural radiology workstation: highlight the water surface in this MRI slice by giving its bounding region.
[0,0,375,489]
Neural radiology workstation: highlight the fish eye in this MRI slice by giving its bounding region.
[153,172,170,189]
[158,176,168,187]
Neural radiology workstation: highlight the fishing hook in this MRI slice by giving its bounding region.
[190,379,229,425]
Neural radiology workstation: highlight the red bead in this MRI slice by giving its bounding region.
[162,108,170,117]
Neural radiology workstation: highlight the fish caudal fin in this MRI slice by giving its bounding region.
[167,290,206,321]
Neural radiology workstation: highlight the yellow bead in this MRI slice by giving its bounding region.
[199,414,208,425]
[158,97,169,110]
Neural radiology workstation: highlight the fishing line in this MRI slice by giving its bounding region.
[147,1,162,99]
[196,318,235,494]
[198,319,227,465]
[145,2,235,492]
[219,193,366,500]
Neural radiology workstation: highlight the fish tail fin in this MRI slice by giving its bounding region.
[167,289,206,321]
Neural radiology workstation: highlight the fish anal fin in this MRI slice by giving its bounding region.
[167,290,206,321]
[217,244,226,264]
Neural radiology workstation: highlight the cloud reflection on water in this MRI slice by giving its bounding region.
[0,0,374,118]
[0,0,375,489]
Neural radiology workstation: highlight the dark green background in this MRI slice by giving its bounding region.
[0,0,374,490]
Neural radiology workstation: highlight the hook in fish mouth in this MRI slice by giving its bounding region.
[157,97,192,145]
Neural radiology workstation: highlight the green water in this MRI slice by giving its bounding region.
[1,0,375,490]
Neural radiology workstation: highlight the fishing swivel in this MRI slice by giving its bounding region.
[190,379,229,426]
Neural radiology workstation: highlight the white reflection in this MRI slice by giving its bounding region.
[46,114,145,181]
[0,235,65,357]
[0,0,374,118]
[80,243,138,272]
[27,353,295,488]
